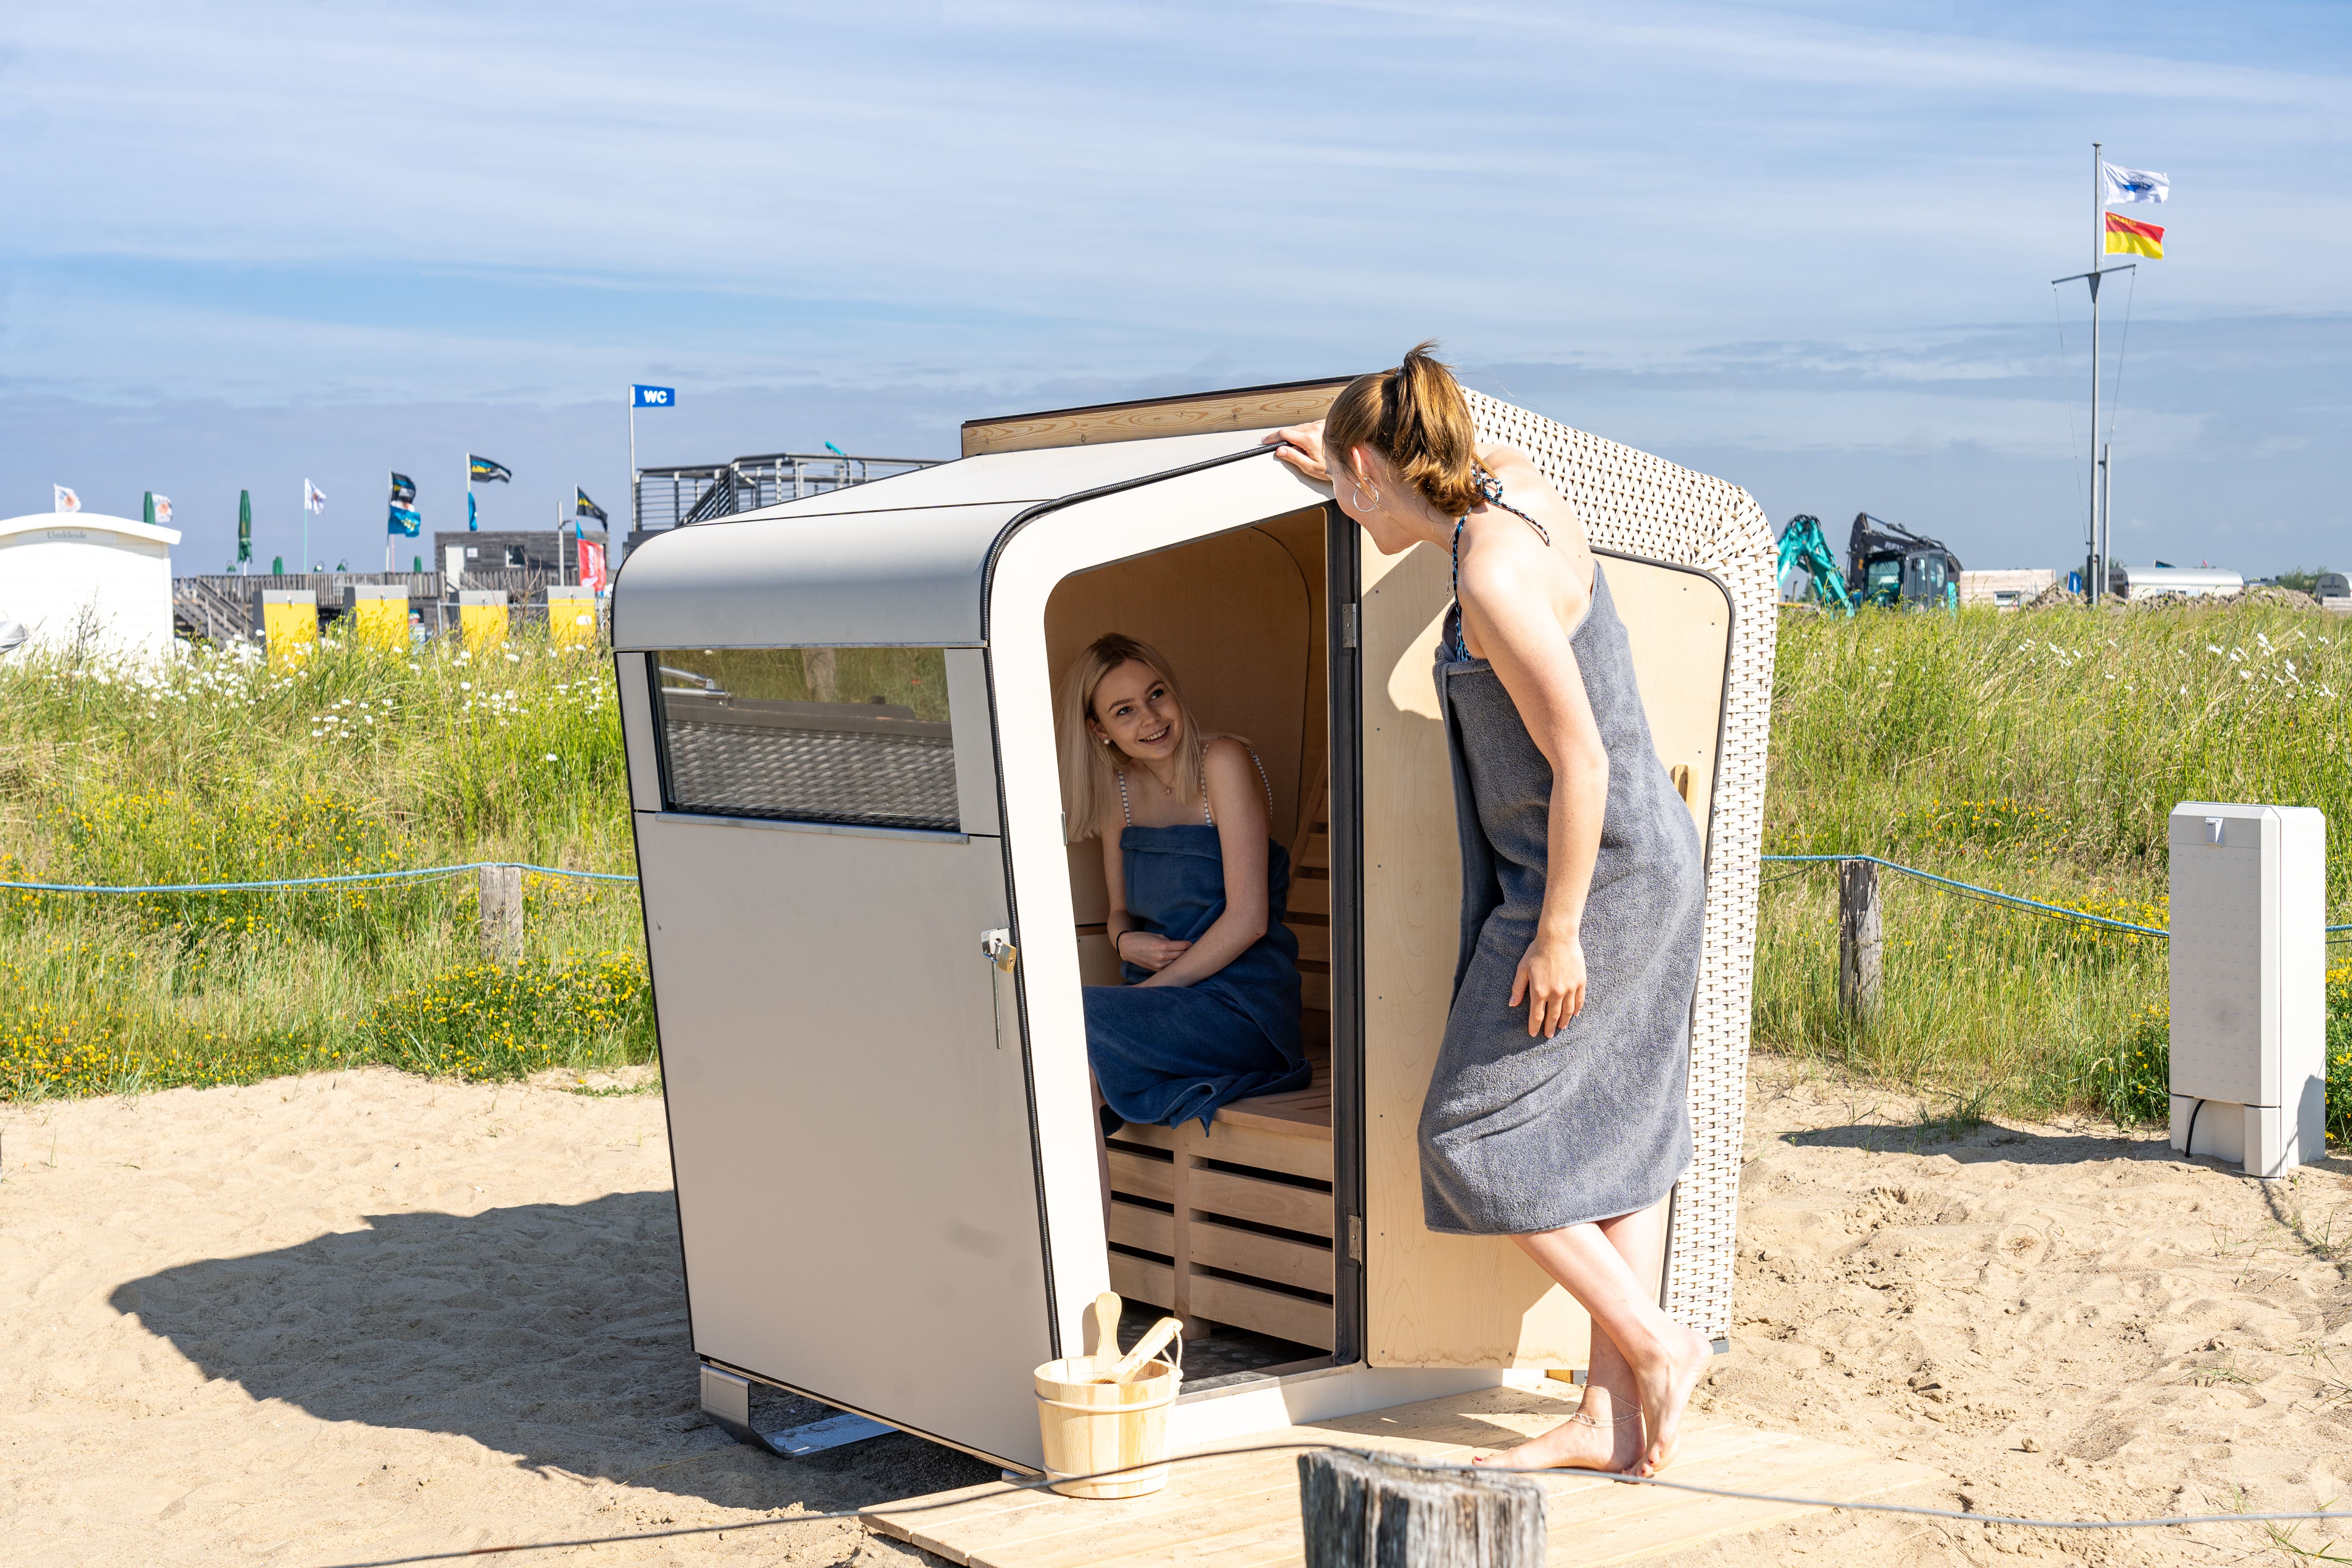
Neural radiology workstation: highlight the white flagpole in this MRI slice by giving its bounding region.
[628,388,638,541]
[2089,141,2103,605]
[301,478,310,576]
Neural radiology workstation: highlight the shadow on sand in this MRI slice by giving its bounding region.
[109,1191,996,1516]
[1779,1116,2170,1164]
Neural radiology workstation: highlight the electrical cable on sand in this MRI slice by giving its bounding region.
[307,1441,2352,1568]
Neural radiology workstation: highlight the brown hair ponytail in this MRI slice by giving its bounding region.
[1323,341,1482,516]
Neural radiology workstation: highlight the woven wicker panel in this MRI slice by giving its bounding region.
[663,717,958,831]
[1464,390,1777,1343]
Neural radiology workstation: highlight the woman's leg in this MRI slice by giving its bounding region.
[1475,1196,1711,1475]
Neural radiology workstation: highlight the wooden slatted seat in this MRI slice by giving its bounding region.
[1106,783,1337,1353]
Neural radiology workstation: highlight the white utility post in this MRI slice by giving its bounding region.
[2168,803,2327,1177]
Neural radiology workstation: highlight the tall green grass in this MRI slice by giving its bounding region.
[0,626,649,1099]
[6,597,2347,1126]
[1757,599,2352,1133]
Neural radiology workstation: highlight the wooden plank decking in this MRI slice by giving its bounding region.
[862,1385,1944,1566]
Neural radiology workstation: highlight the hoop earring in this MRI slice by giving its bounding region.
[1352,481,1381,513]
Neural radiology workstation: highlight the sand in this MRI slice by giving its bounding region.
[3,1063,2348,1566]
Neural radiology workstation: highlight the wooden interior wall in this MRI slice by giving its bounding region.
[1360,543,1735,1368]
[1593,557,1732,852]
[1043,514,1325,984]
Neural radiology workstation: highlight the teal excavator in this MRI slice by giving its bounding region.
[1777,515,1855,613]
[1778,512,1962,612]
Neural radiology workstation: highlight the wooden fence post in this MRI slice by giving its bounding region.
[1299,1450,1544,1568]
[1838,858,1881,1021]
[479,864,524,965]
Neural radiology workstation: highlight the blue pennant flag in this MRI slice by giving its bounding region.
[631,384,675,408]
[468,491,478,531]
[387,505,422,537]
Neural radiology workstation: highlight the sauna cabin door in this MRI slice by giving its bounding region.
[631,653,1059,1468]
[1355,544,1733,1369]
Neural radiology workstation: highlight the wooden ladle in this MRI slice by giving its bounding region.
[1087,1291,1123,1371]
[1091,1314,1183,1385]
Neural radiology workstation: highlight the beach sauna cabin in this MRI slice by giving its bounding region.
[611,381,1777,1472]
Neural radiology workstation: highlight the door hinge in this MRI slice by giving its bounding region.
[1346,1214,1364,1263]
[1339,604,1359,649]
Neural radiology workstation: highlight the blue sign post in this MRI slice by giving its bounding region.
[629,385,678,537]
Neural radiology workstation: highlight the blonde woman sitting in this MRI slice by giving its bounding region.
[1060,633,1308,1132]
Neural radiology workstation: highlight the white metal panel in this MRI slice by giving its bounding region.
[614,653,662,813]
[612,503,1025,650]
[2169,805,2270,1106]
[2279,806,2328,1111]
[986,446,1332,1359]
[639,813,1054,1466]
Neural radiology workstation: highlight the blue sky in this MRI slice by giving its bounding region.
[2,1,2347,575]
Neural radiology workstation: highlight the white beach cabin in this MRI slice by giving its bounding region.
[0,513,181,657]
[611,381,1777,1472]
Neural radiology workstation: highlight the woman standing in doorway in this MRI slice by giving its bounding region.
[1269,346,1710,1477]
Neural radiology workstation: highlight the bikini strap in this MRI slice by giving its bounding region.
[1116,767,1132,826]
[1449,463,1550,662]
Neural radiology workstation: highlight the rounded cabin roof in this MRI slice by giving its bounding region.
[612,430,1308,650]
[0,513,182,548]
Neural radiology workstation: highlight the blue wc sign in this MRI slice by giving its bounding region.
[632,385,677,408]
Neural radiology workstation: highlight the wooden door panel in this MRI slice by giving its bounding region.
[1360,542,1590,1368]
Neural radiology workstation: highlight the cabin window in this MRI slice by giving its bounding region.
[650,647,958,831]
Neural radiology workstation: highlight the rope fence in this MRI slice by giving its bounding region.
[0,862,639,895]
[4,855,2341,938]
[1759,853,2352,941]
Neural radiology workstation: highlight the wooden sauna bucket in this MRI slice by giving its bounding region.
[1033,1352,1181,1498]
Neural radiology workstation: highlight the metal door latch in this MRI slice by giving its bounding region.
[981,929,1018,972]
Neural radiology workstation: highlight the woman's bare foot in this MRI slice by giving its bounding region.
[1633,1327,1713,1475]
[1475,1388,1644,1473]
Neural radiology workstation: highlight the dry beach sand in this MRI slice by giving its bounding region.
[3,1063,2349,1566]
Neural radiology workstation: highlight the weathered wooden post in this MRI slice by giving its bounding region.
[1299,1450,1545,1568]
[1838,858,1882,1021]
[479,863,524,965]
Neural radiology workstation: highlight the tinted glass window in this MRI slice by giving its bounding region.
[652,648,958,831]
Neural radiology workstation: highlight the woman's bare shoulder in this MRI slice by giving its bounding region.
[1203,735,1256,775]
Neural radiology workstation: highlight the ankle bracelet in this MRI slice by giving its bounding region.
[1567,1409,1639,1428]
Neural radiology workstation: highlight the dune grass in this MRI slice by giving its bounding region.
[1756,598,2352,1136]
[0,626,648,1099]
[4,595,2347,1128]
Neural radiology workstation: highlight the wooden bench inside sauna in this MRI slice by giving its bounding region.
[1044,505,1342,1360]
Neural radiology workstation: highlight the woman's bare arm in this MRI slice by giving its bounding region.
[1139,740,1271,989]
[1456,538,1607,1037]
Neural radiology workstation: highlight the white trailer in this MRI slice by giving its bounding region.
[0,512,180,657]
[609,380,1779,1471]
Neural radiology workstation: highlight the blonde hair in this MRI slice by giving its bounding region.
[1323,340,1483,516]
[1056,633,1213,843]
